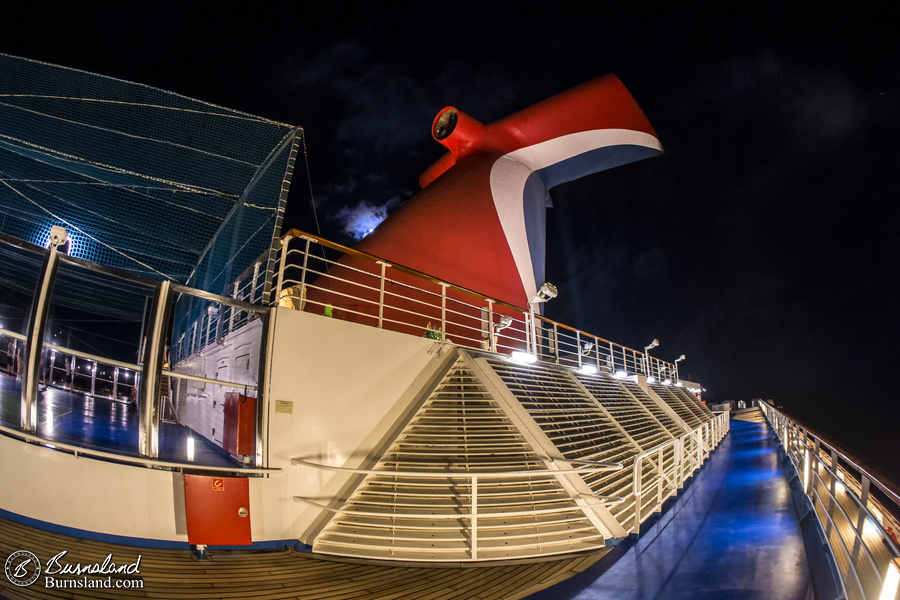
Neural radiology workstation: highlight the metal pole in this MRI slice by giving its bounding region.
[251,261,261,304]
[377,261,387,328]
[471,475,478,560]
[486,299,495,352]
[138,280,173,459]
[21,242,62,432]
[274,234,294,305]
[576,330,582,369]
[529,305,537,358]
[440,283,447,340]
[253,306,274,468]
[553,322,559,364]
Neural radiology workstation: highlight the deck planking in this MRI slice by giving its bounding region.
[0,517,608,600]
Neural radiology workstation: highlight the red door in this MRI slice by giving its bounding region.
[223,392,256,456]
[184,474,251,545]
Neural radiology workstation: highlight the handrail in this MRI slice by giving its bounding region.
[272,229,679,376]
[760,401,900,600]
[0,423,280,475]
[292,495,624,519]
[291,456,623,476]
[2,329,256,391]
[631,411,730,531]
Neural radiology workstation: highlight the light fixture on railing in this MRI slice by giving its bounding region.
[529,283,558,304]
[581,342,594,356]
[493,315,513,333]
[643,338,659,377]
[491,315,514,353]
[527,282,557,356]
[674,354,686,382]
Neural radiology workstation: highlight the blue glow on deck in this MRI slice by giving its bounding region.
[527,418,812,600]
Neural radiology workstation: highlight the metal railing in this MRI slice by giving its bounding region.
[0,231,273,471]
[291,457,624,560]
[0,422,279,475]
[271,230,678,378]
[632,411,730,531]
[761,402,900,600]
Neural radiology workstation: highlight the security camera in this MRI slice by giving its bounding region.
[49,226,68,248]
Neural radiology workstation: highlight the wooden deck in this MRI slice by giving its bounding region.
[0,517,608,600]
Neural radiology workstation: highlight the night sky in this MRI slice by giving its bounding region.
[3,4,898,482]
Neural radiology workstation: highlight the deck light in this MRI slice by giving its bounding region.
[580,364,598,375]
[187,437,195,461]
[880,558,900,600]
[647,376,656,383]
[529,283,558,304]
[672,354,686,381]
[527,282,557,356]
[614,371,628,379]
[509,351,537,365]
[643,339,659,377]
[663,378,671,385]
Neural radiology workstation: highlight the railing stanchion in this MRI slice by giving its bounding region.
[139,280,173,459]
[553,322,559,364]
[633,459,642,532]
[440,283,448,340]
[486,299,495,351]
[576,330,582,369]
[377,261,388,329]
[274,234,293,304]
[471,475,478,560]
[251,261,261,304]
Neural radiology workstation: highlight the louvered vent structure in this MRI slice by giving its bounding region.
[672,385,715,418]
[575,374,676,451]
[650,382,709,426]
[613,379,686,438]
[484,358,643,533]
[573,372,685,531]
[311,356,611,561]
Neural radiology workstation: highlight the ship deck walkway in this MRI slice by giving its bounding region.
[0,392,825,599]
[524,411,813,600]
[0,517,607,600]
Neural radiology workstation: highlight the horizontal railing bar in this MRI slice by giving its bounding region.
[293,496,623,518]
[291,457,621,476]
[0,425,279,474]
[163,369,256,391]
[44,342,142,372]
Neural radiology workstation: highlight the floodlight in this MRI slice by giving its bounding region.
[581,342,594,355]
[614,371,628,379]
[663,378,671,385]
[647,376,656,383]
[529,282,558,304]
[644,339,659,353]
[49,226,68,248]
[580,364,598,375]
[675,354,686,363]
[494,315,513,332]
